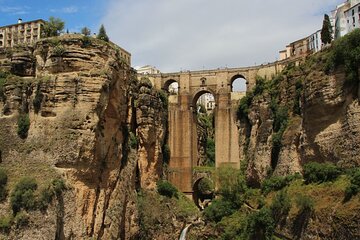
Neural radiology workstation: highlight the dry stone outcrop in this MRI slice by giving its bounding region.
[0,35,166,239]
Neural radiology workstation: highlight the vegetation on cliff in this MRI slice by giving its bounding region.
[197,164,359,240]
[211,29,360,239]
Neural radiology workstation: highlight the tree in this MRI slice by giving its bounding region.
[81,27,91,36]
[42,17,65,37]
[97,24,109,42]
[321,14,333,45]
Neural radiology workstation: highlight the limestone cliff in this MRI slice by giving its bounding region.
[0,35,167,239]
[136,78,167,190]
[238,49,360,185]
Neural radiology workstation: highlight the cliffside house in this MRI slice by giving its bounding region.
[0,19,45,48]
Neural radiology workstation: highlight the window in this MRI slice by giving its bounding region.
[353,17,355,24]
[352,9,355,15]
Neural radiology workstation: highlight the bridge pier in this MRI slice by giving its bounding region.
[215,92,240,168]
[168,94,194,193]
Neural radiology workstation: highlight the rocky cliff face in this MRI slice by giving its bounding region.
[238,54,360,185]
[0,35,167,239]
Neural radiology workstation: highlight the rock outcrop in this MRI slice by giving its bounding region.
[0,35,167,239]
[136,78,167,190]
[238,56,360,185]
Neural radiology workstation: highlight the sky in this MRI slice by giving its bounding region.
[1,0,345,73]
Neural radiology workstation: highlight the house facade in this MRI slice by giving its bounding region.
[308,30,322,53]
[0,19,45,48]
[345,3,360,33]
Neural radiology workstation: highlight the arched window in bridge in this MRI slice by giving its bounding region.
[163,79,179,95]
[231,75,247,92]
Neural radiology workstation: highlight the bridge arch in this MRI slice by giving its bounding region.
[192,88,217,109]
[192,177,214,209]
[230,74,248,92]
[163,79,179,94]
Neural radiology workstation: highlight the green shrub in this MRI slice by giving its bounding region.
[197,178,214,195]
[81,36,92,48]
[51,178,66,195]
[157,89,168,109]
[261,174,300,195]
[0,77,6,102]
[52,44,66,56]
[237,92,253,120]
[14,211,29,228]
[253,76,266,96]
[303,162,341,184]
[270,104,288,169]
[270,190,291,225]
[0,169,8,201]
[344,168,360,201]
[0,215,13,233]
[292,194,314,238]
[293,80,303,115]
[129,132,138,149]
[206,138,215,166]
[39,178,66,210]
[325,29,360,85]
[295,194,314,213]
[272,106,288,132]
[244,207,275,240]
[203,199,235,222]
[217,167,248,207]
[39,187,54,210]
[10,177,38,214]
[139,77,153,88]
[162,144,170,164]
[17,114,30,139]
[218,211,248,240]
[33,83,43,114]
[157,180,178,198]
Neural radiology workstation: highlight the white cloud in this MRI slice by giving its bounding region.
[102,0,344,72]
[0,6,29,15]
[50,6,78,14]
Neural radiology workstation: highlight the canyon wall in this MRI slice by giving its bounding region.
[238,54,360,185]
[0,35,166,239]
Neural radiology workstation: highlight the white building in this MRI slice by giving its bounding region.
[136,65,161,75]
[308,30,322,53]
[0,18,45,48]
[345,2,360,33]
[168,82,178,95]
[334,2,351,39]
[331,0,360,39]
[198,93,215,112]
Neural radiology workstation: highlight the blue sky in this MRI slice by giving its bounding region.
[1,0,346,72]
[0,0,106,33]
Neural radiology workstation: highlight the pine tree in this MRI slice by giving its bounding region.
[81,27,91,36]
[321,14,333,45]
[97,24,109,42]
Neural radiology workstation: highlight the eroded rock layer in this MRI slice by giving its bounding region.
[0,35,166,239]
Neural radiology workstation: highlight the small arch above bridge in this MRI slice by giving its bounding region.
[230,74,247,92]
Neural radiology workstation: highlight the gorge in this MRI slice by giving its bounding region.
[0,30,359,239]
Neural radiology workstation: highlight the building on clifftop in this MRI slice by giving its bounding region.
[0,19,45,48]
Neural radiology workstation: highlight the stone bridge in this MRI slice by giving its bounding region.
[146,61,292,194]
